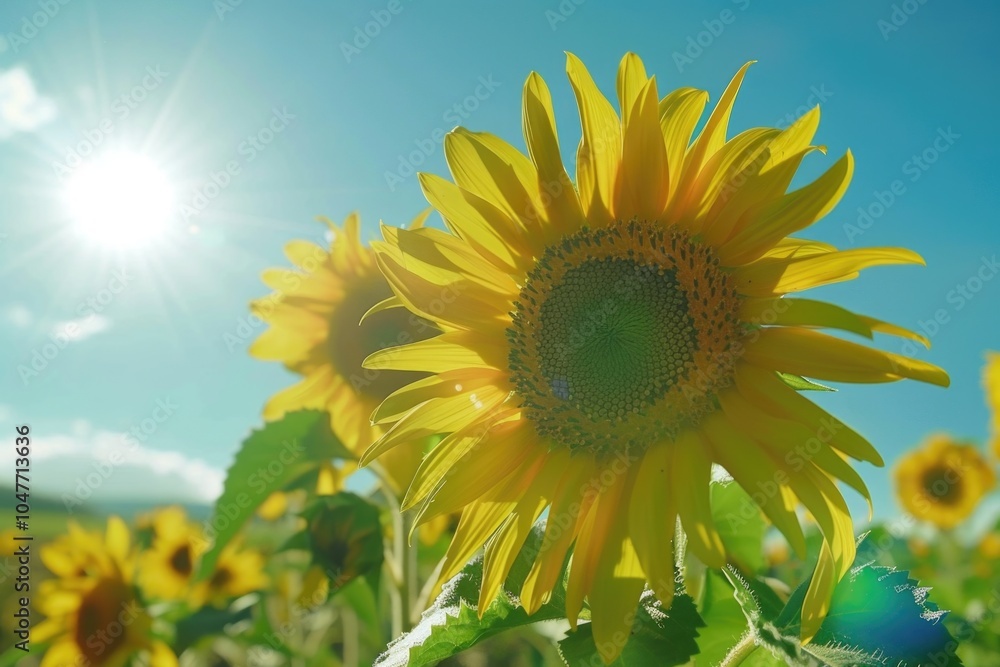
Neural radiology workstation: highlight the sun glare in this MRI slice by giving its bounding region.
[65,151,175,248]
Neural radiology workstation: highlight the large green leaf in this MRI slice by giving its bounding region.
[726,556,964,667]
[694,571,755,666]
[557,590,702,667]
[196,410,353,578]
[711,481,768,573]
[372,521,569,667]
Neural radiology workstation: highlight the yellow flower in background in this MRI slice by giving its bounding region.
[251,213,436,495]
[37,517,176,667]
[40,517,134,582]
[895,434,995,529]
[191,540,269,608]
[979,532,1000,560]
[984,351,1000,457]
[362,52,949,659]
[138,507,203,601]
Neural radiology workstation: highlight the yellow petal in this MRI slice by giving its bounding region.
[418,172,528,273]
[744,327,950,387]
[720,150,854,265]
[736,247,924,295]
[668,61,754,217]
[734,363,883,466]
[629,443,676,607]
[363,330,507,373]
[566,52,622,226]
[521,457,598,614]
[615,77,669,222]
[672,430,726,567]
[521,72,585,236]
[658,87,709,201]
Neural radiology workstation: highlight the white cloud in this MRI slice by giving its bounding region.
[50,314,111,342]
[6,304,33,328]
[0,66,56,139]
[32,426,224,506]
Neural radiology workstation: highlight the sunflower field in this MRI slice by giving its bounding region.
[4,2,1000,666]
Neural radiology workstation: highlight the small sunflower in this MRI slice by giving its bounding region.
[190,540,269,608]
[138,506,203,601]
[984,351,1000,457]
[362,52,949,659]
[895,434,995,529]
[36,517,176,667]
[251,213,436,494]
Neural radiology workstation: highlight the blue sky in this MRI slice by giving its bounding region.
[1,0,998,521]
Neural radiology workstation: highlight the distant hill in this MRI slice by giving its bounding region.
[0,486,213,522]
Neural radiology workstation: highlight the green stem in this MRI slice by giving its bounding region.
[720,633,757,667]
[399,511,417,634]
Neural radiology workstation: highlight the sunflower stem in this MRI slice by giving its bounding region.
[398,510,417,634]
[720,632,757,667]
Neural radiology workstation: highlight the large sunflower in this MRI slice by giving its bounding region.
[361,52,949,660]
[251,213,436,494]
[894,433,995,529]
[36,517,176,667]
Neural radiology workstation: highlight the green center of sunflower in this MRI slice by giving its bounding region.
[536,258,698,417]
[508,220,742,458]
[921,465,963,506]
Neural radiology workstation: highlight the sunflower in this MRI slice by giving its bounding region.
[138,506,203,601]
[36,517,176,667]
[894,434,994,529]
[984,351,1000,457]
[190,540,269,608]
[360,52,949,660]
[251,213,436,494]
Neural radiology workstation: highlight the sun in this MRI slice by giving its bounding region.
[64,151,175,248]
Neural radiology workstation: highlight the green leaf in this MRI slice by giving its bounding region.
[777,373,835,392]
[693,571,753,666]
[174,603,254,653]
[712,481,767,573]
[373,520,568,667]
[727,555,964,667]
[558,590,702,667]
[196,410,353,579]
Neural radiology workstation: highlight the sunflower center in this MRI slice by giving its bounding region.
[210,566,233,589]
[921,465,963,506]
[508,220,742,458]
[329,274,435,400]
[169,544,194,577]
[75,580,131,661]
